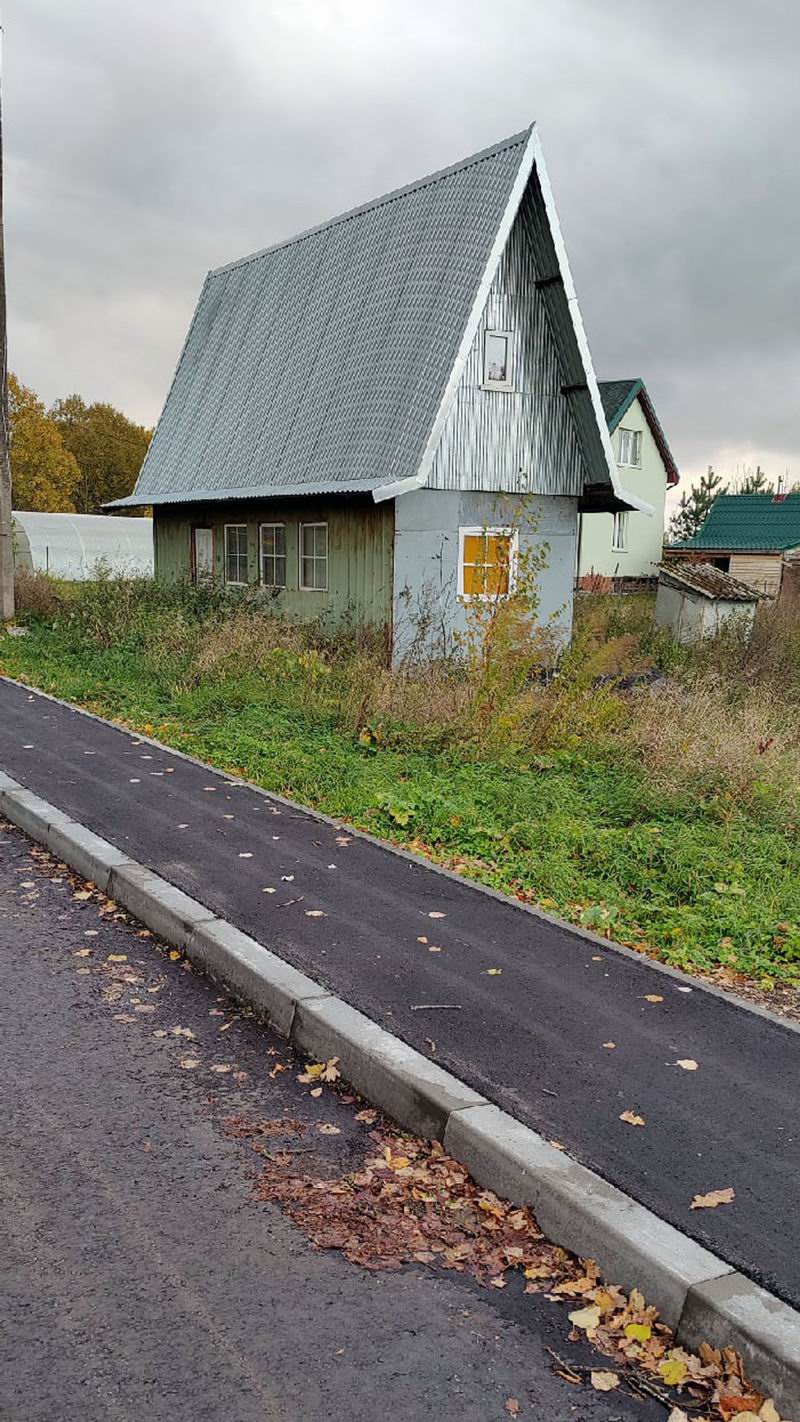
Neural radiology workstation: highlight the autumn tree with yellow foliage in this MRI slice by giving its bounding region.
[9,375,80,512]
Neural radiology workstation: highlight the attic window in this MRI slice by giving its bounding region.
[618,428,642,468]
[482,331,513,391]
[459,527,518,599]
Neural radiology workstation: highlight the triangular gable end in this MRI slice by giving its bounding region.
[374,128,651,515]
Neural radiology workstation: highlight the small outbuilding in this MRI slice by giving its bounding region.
[670,492,800,596]
[13,511,154,580]
[655,561,761,643]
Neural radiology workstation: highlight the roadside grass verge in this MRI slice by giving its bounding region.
[2,573,799,990]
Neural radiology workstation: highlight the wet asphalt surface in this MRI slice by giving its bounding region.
[0,678,797,1313]
[0,818,667,1422]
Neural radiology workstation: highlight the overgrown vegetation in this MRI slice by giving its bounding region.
[4,571,800,989]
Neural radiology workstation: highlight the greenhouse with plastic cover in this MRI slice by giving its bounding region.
[13,512,153,581]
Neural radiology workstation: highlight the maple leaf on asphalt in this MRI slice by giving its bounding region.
[690,1187,735,1210]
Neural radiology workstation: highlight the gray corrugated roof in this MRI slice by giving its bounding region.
[659,561,763,602]
[122,131,534,507]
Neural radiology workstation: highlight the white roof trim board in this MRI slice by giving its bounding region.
[113,125,645,515]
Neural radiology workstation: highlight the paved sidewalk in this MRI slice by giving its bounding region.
[0,676,797,1311]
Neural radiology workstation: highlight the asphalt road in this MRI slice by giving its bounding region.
[0,816,669,1422]
[0,677,798,1316]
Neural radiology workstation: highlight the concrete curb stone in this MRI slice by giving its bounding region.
[291,996,486,1140]
[108,862,216,944]
[189,917,331,1038]
[680,1273,800,1418]
[444,1101,732,1330]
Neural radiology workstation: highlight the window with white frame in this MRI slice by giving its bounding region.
[612,510,629,552]
[458,527,518,599]
[618,427,642,467]
[300,522,328,591]
[260,523,286,588]
[482,330,513,390]
[224,524,248,584]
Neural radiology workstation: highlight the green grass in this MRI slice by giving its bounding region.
[2,598,798,990]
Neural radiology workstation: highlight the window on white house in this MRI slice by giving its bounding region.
[482,330,513,390]
[224,524,249,584]
[618,428,642,467]
[612,511,629,552]
[260,523,286,588]
[458,527,518,599]
[300,523,328,591]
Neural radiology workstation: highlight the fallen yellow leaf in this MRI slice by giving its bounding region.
[690,1187,735,1210]
[523,1264,553,1280]
[620,1110,645,1127]
[106,954,127,963]
[644,994,664,1003]
[659,1358,688,1386]
[74,948,91,958]
[553,1275,596,1296]
[486,968,502,976]
[624,1322,652,1341]
[317,1123,341,1135]
[759,1402,781,1422]
[568,1304,601,1332]
[667,1410,690,1422]
[590,1371,619,1392]
[602,1041,616,1048]
[674,1059,698,1071]
[169,950,182,961]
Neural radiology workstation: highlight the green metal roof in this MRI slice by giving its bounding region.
[677,493,800,551]
[597,378,679,486]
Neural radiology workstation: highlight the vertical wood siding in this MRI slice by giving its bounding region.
[427,183,585,497]
[154,496,394,629]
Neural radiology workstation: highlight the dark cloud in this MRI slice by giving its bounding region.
[7,0,799,487]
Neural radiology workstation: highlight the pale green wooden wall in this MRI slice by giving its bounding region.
[153,495,394,629]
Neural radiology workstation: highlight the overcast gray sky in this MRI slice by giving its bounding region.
[7,0,800,498]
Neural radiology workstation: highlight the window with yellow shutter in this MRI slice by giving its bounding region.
[458,527,518,600]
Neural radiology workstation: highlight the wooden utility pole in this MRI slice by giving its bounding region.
[0,19,14,621]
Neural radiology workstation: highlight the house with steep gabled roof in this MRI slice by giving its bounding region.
[111,125,648,656]
[670,492,800,596]
[578,378,679,584]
